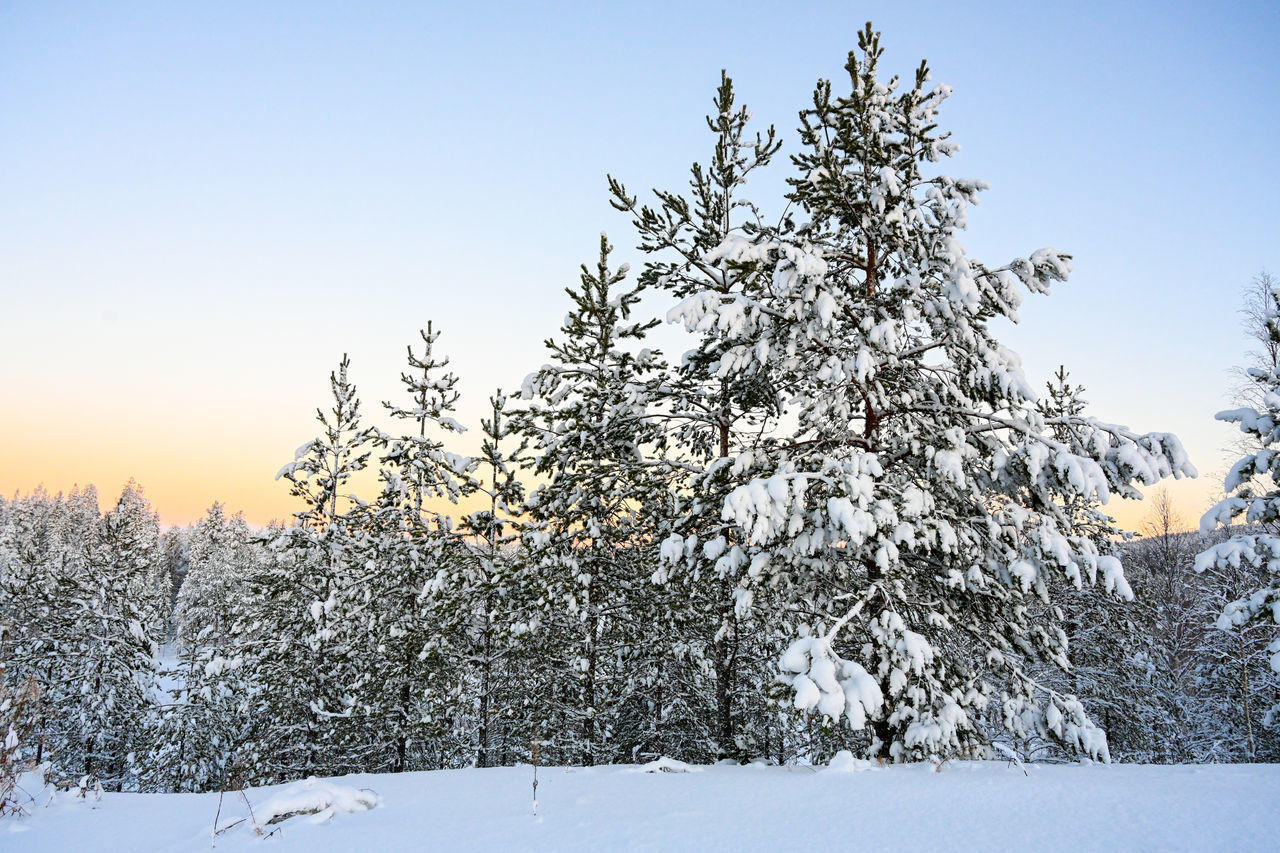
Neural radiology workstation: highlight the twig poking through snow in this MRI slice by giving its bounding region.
[531,738,543,817]
[992,742,1029,776]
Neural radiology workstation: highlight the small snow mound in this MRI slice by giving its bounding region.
[636,756,701,774]
[252,777,378,831]
[825,750,873,773]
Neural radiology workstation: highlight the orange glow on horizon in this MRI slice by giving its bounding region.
[3,411,294,528]
[3,413,514,529]
[2,374,1223,534]
[4,427,1221,536]
[1105,475,1222,536]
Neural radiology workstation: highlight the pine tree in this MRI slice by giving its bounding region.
[0,493,12,579]
[38,487,105,777]
[150,503,258,791]
[1198,275,1280,745]
[173,504,254,645]
[38,482,170,789]
[159,524,189,617]
[452,392,528,767]
[515,234,673,764]
[0,487,73,774]
[634,26,1194,762]
[610,70,788,761]
[363,325,475,772]
[246,355,374,781]
[1030,373,1180,762]
[381,323,472,514]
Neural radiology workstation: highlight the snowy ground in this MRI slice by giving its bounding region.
[6,760,1278,851]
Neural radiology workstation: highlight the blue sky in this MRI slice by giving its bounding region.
[1,1,1277,527]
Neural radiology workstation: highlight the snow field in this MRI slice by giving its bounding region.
[6,761,1278,852]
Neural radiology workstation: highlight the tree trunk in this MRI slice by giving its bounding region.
[582,614,598,766]
[713,581,737,760]
[1240,637,1256,759]
[477,608,492,768]
[395,680,410,773]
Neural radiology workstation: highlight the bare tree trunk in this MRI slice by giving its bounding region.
[1241,638,1256,759]
[653,661,664,758]
[394,680,410,773]
[582,613,598,766]
[712,419,738,760]
[713,579,738,760]
[477,611,492,769]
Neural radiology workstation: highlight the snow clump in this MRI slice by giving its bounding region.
[251,777,378,832]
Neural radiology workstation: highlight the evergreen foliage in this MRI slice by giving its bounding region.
[619,25,1195,762]
[451,393,529,767]
[151,503,258,791]
[609,69,787,761]
[365,325,474,772]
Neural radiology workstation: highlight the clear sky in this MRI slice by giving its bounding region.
[2,1,1277,530]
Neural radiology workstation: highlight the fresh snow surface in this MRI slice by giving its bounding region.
[6,761,1278,852]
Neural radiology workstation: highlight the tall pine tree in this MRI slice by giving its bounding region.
[610,71,789,761]
[246,355,374,781]
[1198,275,1280,743]
[364,325,475,772]
[637,26,1195,762]
[516,234,672,764]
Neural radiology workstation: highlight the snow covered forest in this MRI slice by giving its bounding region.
[2,27,1278,806]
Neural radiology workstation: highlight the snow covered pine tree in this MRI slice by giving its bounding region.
[77,482,170,789]
[610,70,792,762]
[516,234,673,765]
[451,392,529,768]
[255,355,375,780]
[152,503,260,791]
[631,25,1194,762]
[365,325,475,772]
[1198,276,1280,738]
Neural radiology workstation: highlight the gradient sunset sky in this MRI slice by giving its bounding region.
[2,1,1277,531]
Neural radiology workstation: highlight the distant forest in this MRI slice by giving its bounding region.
[2,477,1275,795]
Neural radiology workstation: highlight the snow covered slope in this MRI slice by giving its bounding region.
[7,761,1278,851]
